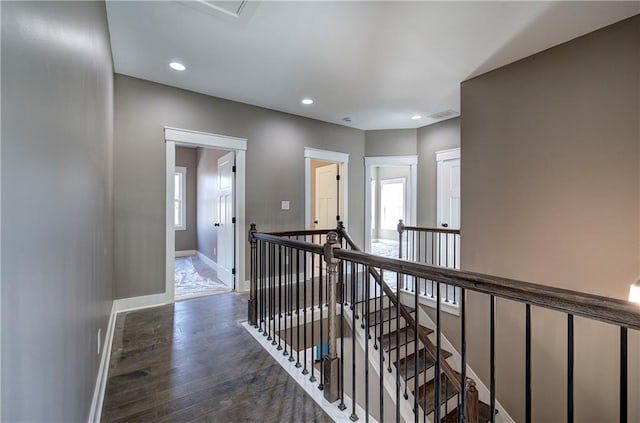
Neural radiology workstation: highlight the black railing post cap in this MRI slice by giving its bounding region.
[397,219,404,233]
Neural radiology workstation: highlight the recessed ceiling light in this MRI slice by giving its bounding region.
[301,98,314,105]
[411,115,422,120]
[169,62,186,71]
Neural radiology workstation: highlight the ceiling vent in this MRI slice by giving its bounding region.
[181,0,258,20]
[427,109,459,121]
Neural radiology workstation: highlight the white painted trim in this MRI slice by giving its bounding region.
[165,126,247,151]
[114,292,172,313]
[304,147,349,163]
[243,322,373,423]
[88,301,117,423]
[364,156,418,252]
[196,251,218,270]
[435,147,460,162]
[165,127,247,299]
[364,155,418,167]
[174,166,187,230]
[175,250,198,258]
[304,148,349,233]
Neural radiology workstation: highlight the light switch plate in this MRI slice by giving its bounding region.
[281,201,290,210]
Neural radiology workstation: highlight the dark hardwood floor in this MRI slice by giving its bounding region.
[101,293,332,422]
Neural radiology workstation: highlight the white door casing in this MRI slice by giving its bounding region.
[314,163,339,229]
[217,151,234,286]
[436,148,461,230]
[304,148,349,231]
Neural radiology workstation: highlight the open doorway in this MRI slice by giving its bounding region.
[165,128,247,303]
[364,156,417,254]
[304,148,349,231]
[173,146,235,300]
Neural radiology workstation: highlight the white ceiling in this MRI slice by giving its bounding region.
[105,1,639,130]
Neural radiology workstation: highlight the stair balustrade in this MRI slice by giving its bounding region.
[248,223,640,423]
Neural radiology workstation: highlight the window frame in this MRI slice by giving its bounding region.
[174,166,187,231]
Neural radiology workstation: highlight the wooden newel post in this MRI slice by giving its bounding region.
[397,219,405,259]
[248,223,258,326]
[323,231,341,403]
[336,221,345,304]
[465,378,479,423]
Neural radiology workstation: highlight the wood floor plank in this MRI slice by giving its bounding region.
[101,293,331,422]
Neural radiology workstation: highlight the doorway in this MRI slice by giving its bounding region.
[165,128,247,303]
[304,148,349,231]
[364,156,417,253]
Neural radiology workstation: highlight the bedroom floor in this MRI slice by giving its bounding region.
[174,255,232,301]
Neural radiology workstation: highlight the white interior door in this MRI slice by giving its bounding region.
[217,151,234,286]
[437,150,461,230]
[315,163,338,229]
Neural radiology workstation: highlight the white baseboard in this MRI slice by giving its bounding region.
[175,249,197,258]
[114,292,172,313]
[196,251,217,270]
[88,301,117,423]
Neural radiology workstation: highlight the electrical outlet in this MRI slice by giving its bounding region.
[97,328,102,355]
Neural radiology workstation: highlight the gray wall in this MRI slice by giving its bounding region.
[460,16,640,422]
[114,74,365,298]
[1,1,114,421]
[364,129,417,156]
[416,118,460,227]
[196,148,226,262]
[175,146,197,251]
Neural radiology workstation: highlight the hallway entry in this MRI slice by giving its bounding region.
[304,148,349,231]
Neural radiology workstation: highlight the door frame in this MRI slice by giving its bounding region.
[304,147,349,232]
[165,127,248,302]
[436,147,460,229]
[364,155,417,252]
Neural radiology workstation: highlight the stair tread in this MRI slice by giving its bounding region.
[367,305,415,327]
[396,347,452,379]
[415,372,459,415]
[382,326,434,351]
[441,401,496,423]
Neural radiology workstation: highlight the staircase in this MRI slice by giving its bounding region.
[359,298,495,422]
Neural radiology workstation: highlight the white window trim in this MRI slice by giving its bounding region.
[174,166,187,231]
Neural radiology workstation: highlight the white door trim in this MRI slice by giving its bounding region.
[165,127,248,303]
[364,155,418,252]
[435,148,460,162]
[304,148,349,232]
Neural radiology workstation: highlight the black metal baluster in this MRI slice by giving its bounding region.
[259,240,264,333]
[526,303,532,423]
[364,264,370,420]
[490,295,496,423]
[379,269,384,422]
[620,326,628,423]
[278,245,282,351]
[303,247,309,374]
[289,247,295,362]
[339,260,346,411]
[310,252,316,382]
[453,235,457,305]
[296,247,301,368]
[435,281,441,423]
[567,314,573,423]
[460,287,466,423]
[267,243,272,341]
[283,247,289,357]
[414,276,419,422]
[351,262,358,421]
[319,255,324,390]
[395,295,400,422]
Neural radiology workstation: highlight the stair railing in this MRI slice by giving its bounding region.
[249,223,640,423]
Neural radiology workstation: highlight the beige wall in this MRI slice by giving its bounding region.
[175,146,197,251]
[114,74,365,298]
[1,1,114,420]
[459,15,640,422]
[416,118,460,227]
[196,147,227,262]
[365,128,417,156]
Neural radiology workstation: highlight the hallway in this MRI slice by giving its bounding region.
[101,294,331,422]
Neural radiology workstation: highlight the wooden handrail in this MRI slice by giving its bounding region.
[266,229,335,237]
[254,229,640,330]
[401,225,461,235]
[340,229,464,394]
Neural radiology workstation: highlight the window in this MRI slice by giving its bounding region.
[175,167,186,230]
[380,178,405,230]
[371,179,376,230]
